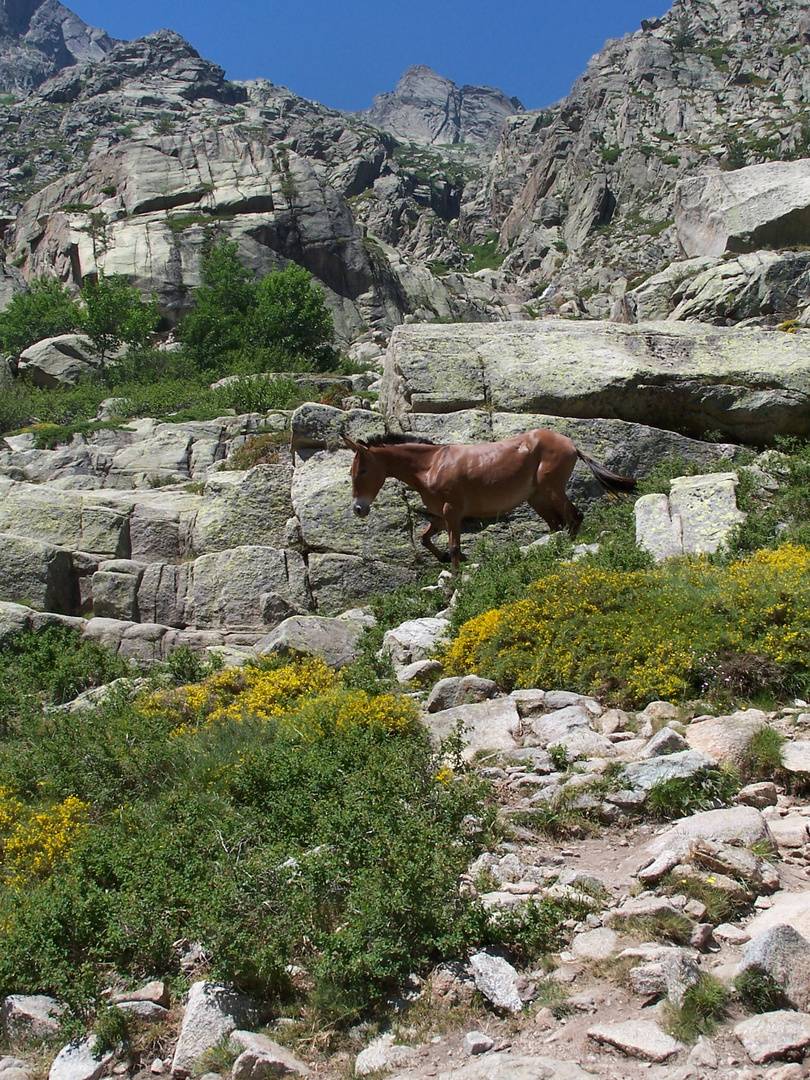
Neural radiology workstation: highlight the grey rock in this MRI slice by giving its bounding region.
[628,948,701,1006]
[115,1001,168,1022]
[48,1039,114,1080]
[675,160,810,258]
[255,615,364,669]
[780,740,810,776]
[738,924,810,1011]
[190,547,310,630]
[638,727,689,758]
[0,533,76,614]
[171,982,256,1078]
[426,675,498,713]
[192,464,294,554]
[1,994,64,1043]
[382,321,810,444]
[17,335,101,387]
[636,473,745,561]
[685,709,768,767]
[620,749,717,794]
[379,617,449,670]
[570,928,620,961]
[738,781,779,808]
[587,1020,684,1062]
[463,1031,494,1056]
[354,1034,417,1077]
[111,981,169,1007]
[469,952,524,1014]
[422,697,521,761]
[633,806,772,868]
[306,552,417,615]
[360,65,521,153]
[734,1010,810,1065]
[229,1031,309,1078]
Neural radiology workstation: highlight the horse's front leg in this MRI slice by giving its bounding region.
[444,505,463,575]
[420,517,451,564]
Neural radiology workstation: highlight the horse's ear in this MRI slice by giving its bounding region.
[342,435,369,453]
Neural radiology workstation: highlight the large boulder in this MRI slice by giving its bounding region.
[0,533,76,613]
[381,321,810,444]
[189,546,310,630]
[17,335,101,387]
[171,982,257,1078]
[0,485,130,557]
[635,472,745,560]
[675,160,810,258]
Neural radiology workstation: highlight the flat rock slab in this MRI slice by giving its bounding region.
[570,928,620,961]
[620,748,716,793]
[781,740,810,775]
[381,320,810,444]
[1,994,64,1042]
[388,1054,596,1080]
[629,806,771,872]
[684,710,767,766]
[746,893,810,943]
[587,1020,684,1062]
[734,1010,810,1064]
[355,1034,418,1077]
[422,698,521,761]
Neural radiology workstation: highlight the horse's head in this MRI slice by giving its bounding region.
[343,436,385,518]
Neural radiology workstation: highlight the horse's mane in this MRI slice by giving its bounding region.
[363,433,436,447]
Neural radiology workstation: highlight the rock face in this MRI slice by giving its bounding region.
[0,0,115,95]
[675,161,810,257]
[382,320,810,444]
[359,65,522,153]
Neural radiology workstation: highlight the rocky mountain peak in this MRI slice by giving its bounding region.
[359,63,523,152]
[0,0,114,94]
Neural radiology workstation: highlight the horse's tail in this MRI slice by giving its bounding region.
[576,449,637,495]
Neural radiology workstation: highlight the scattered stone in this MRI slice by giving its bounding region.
[738,782,779,809]
[426,675,498,712]
[229,1031,310,1078]
[379,617,450,671]
[255,614,364,668]
[714,924,751,945]
[463,1031,494,1056]
[422,698,521,761]
[354,1034,417,1076]
[395,659,443,686]
[734,1010,810,1065]
[587,1019,684,1062]
[1,994,64,1044]
[570,928,620,961]
[171,982,257,1078]
[48,1039,114,1080]
[768,815,808,849]
[111,981,169,1008]
[469,952,524,1014]
[620,749,717,794]
[628,948,701,1006]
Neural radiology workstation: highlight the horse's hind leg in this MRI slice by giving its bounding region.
[443,505,464,575]
[528,492,583,539]
[420,517,451,564]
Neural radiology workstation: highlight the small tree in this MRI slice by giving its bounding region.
[248,263,336,371]
[0,276,81,356]
[178,238,256,370]
[81,273,158,371]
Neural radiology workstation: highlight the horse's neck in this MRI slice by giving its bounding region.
[374,444,438,492]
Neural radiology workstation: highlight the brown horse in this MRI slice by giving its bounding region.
[343,429,637,573]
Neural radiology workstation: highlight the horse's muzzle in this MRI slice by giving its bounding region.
[352,500,370,518]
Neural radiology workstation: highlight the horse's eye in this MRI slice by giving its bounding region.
[358,467,367,476]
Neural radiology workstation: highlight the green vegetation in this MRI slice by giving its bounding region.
[81,273,158,368]
[645,770,740,819]
[664,975,729,1043]
[459,233,507,274]
[733,967,786,1012]
[0,242,342,441]
[179,241,336,372]
[740,726,786,782]
[0,276,81,355]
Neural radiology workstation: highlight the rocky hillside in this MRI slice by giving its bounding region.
[0,0,114,95]
[358,64,523,155]
[466,0,810,319]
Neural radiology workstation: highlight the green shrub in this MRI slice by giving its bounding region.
[733,967,786,1012]
[645,769,740,820]
[0,276,81,355]
[664,975,728,1043]
[444,546,810,707]
[741,726,786,782]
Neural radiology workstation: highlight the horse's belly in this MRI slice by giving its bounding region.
[463,480,534,518]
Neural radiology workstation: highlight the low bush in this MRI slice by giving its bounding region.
[664,974,729,1043]
[443,545,810,708]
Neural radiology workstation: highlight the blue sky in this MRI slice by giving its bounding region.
[67,0,669,113]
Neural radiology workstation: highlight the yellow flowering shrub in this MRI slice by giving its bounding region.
[0,786,22,835]
[443,545,810,707]
[278,686,419,739]
[4,795,89,885]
